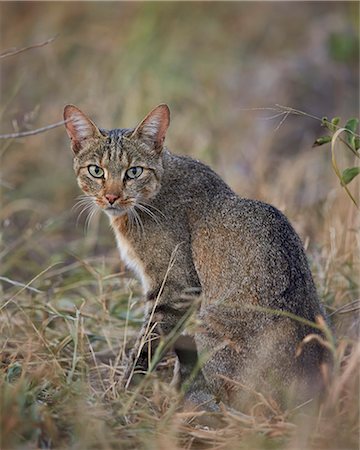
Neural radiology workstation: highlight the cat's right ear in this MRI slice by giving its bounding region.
[132,104,170,153]
[63,105,102,154]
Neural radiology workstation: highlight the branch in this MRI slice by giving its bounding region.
[0,35,58,60]
[0,119,68,139]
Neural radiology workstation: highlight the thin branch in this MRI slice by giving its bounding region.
[240,104,360,138]
[0,276,43,294]
[0,119,68,139]
[0,35,58,60]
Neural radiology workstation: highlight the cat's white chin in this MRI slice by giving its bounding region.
[104,207,127,217]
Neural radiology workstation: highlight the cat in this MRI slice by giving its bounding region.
[64,103,330,412]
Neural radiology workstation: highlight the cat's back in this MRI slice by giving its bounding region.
[162,151,302,248]
[161,151,306,258]
[160,151,233,204]
[163,152,319,313]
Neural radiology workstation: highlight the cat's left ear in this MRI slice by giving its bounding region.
[64,105,102,154]
[132,104,170,152]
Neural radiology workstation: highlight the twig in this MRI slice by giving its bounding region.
[0,119,68,139]
[0,276,43,294]
[0,262,63,312]
[241,104,360,138]
[328,299,360,317]
[331,128,359,208]
[0,35,58,60]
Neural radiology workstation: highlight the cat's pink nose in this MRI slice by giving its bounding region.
[105,194,119,205]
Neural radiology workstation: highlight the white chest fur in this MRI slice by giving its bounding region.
[112,227,150,293]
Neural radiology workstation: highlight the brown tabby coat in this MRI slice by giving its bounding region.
[64,104,329,411]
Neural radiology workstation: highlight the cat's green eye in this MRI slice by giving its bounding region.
[88,165,104,178]
[126,167,143,179]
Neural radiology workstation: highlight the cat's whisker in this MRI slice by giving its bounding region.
[73,194,95,203]
[73,195,99,231]
[135,203,157,218]
[74,194,91,202]
[126,209,135,236]
[138,201,166,219]
[134,210,144,237]
[127,210,134,235]
[75,203,95,227]
[73,195,96,212]
[74,202,94,217]
[135,203,161,226]
[131,211,139,237]
[84,204,100,234]
[73,200,91,211]
[128,209,137,236]
[131,207,145,237]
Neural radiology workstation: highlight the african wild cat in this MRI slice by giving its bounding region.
[64,104,329,411]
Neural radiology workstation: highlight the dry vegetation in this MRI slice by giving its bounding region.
[0,3,359,449]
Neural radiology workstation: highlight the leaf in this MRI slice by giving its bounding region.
[313,135,332,147]
[331,117,341,127]
[345,118,359,149]
[347,134,355,149]
[345,118,359,134]
[355,137,360,151]
[341,167,360,185]
[328,116,340,132]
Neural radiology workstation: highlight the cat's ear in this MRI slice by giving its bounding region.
[132,104,170,152]
[63,105,102,154]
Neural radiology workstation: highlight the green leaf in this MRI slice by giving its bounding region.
[341,167,360,185]
[328,116,340,132]
[313,135,332,147]
[345,118,359,134]
[355,137,360,151]
[345,118,359,149]
[348,135,356,149]
[331,117,341,127]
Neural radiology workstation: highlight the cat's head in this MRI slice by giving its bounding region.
[64,104,170,218]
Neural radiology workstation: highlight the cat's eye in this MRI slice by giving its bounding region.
[88,165,104,178]
[126,167,143,179]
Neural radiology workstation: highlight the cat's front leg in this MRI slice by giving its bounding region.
[120,288,165,388]
[121,311,159,388]
[121,285,200,389]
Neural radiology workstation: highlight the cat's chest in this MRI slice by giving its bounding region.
[111,218,150,292]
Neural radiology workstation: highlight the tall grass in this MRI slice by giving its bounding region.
[1,2,359,449]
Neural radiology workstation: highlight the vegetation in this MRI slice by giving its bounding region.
[0,3,359,449]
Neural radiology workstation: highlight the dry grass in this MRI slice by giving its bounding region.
[0,2,359,449]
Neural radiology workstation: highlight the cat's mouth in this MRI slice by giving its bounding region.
[98,197,137,218]
[104,205,128,217]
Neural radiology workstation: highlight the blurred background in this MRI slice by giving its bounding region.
[0,1,359,295]
[0,4,359,448]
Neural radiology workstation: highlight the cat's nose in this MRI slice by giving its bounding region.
[105,194,120,205]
